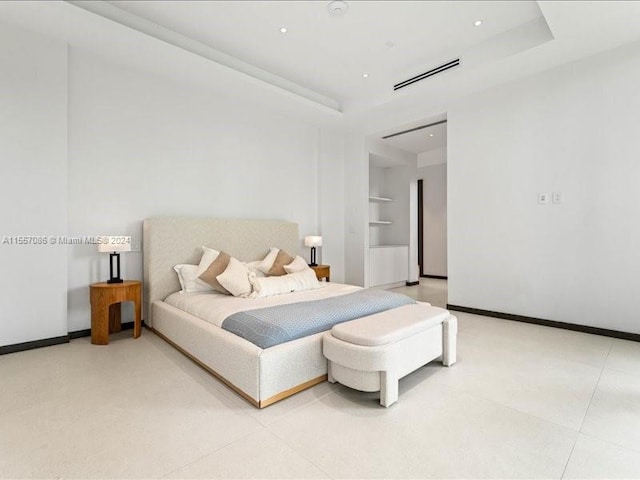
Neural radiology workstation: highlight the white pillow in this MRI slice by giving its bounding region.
[283,255,310,274]
[249,269,320,298]
[217,257,252,297]
[245,260,266,278]
[173,264,214,294]
[195,246,221,277]
[256,247,279,274]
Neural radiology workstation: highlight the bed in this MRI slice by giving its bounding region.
[143,217,415,408]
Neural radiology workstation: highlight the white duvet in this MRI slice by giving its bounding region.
[164,282,361,328]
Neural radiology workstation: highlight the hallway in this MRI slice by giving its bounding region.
[392,277,448,308]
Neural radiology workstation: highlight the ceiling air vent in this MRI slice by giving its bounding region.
[394,58,460,91]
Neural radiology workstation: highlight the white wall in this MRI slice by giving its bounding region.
[0,19,346,343]
[0,23,68,346]
[344,133,368,286]
[418,164,447,277]
[448,41,640,334]
[318,128,346,282]
[418,147,447,168]
[66,49,327,331]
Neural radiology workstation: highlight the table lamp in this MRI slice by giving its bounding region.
[304,236,322,267]
[98,236,131,284]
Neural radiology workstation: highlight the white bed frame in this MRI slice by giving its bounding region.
[143,217,328,408]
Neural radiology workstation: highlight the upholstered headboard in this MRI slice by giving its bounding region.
[143,217,299,326]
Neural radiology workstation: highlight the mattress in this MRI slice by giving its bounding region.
[164,282,361,329]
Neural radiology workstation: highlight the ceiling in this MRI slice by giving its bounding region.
[1,1,640,137]
[381,121,447,155]
[108,0,545,112]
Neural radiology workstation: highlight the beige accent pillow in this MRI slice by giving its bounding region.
[283,255,310,274]
[198,251,231,294]
[217,257,252,297]
[195,246,220,277]
[256,247,279,274]
[267,250,295,276]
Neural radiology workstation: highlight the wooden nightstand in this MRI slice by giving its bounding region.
[310,265,330,282]
[89,280,142,345]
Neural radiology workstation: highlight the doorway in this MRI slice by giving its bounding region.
[377,115,448,288]
[417,165,447,279]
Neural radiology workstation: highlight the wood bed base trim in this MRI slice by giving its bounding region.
[149,327,327,409]
[259,374,328,408]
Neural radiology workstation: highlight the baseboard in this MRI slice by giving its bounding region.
[68,321,135,339]
[68,329,92,340]
[405,281,419,286]
[2,321,139,355]
[421,275,448,280]
[372,281,406,290]
[0,335,69,355]
[447,304,640,342]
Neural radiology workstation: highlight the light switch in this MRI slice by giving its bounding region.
[538,193,549,205]
[552,192,562,204]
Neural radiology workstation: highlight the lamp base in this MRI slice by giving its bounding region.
[108,252,123,284]
[309,263,318,267]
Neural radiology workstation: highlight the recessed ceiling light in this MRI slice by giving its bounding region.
[474,20,483,27]
[280,27,288,33]
[362,73,369,78]
[429,133,434,137]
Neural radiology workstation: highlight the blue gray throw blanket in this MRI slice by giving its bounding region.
[222,289,415,349]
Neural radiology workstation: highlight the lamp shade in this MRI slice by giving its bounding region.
[304,236,322,247]
[98,236,132,253]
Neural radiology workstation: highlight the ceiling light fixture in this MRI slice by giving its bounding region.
[474,20,483,26]
[328,1,348,16]
[362,73,369,78]
[429,133,434,137]
[280,27,288,33]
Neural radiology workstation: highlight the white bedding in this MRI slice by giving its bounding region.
[164,282,361,329]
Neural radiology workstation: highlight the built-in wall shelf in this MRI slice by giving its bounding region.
[369,220,393,225]
[369,196,393,202]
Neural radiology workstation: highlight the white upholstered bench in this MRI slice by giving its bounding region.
[322,303,457,407]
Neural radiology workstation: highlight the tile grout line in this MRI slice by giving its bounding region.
[265,393,339,480]
[267,428,335,480]
[577,339,614,432]
[600,363,640,378]
[459,336,613,371]
[559,438,579,480]
[579,429,640,457]
[249,386,337,428]
[559,339,615,479]
[433,381,580,433]
[155,423,268,479]
[156,387,338,479]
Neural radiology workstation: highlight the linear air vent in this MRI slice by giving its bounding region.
[382,119,447,140]
[394,58,460,91]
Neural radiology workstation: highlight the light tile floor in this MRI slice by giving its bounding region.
[2,279,640,478]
